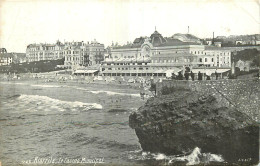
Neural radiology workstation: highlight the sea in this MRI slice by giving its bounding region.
[0,80,224,166]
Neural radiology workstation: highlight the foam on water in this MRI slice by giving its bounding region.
[89,90,140,97]
[31,84,61,88]
[128,147,224,165]
[38,85,141,97]
[17,94,102,112]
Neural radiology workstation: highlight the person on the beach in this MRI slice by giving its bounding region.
[190,71,195,81]
[206,75,211,80]
[184,72,189,80]
[177,72,183,80]
[215,71,218,80]
[198,71,202,80]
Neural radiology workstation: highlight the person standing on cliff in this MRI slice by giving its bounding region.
[190,71,195,81]
[198,71,202,80]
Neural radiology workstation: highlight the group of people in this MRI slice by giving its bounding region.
[174,71,219,81]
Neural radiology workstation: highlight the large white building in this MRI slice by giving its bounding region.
[26,41,65,62]
[101,30,232,77]
[26,40,105,68]
[63,40,104,68]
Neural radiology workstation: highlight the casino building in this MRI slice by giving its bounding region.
[101,30,232,77]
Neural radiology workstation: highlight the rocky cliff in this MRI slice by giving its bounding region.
[129,90,259,165]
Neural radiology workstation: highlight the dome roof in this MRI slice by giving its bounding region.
[150,30,166,46]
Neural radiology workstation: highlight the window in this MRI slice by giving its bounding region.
[205,58,207,62]
[199,58,202,62]
[212,58,214,62]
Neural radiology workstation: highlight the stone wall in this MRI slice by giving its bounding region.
[156,79,260,122]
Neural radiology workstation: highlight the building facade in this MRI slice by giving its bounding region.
[0,48,7,54]
[0,53,13,66]
[26,40,65,62]
[0,48,26,66]
[63,40,104,68]
[101,30,232,77]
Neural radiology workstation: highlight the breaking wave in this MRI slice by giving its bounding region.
[17,94,102,112]
[128,147,224,165]
[31,84,61,88]
[89,90,140,97]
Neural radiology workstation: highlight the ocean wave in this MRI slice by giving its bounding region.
[89,90,140,97]
[128,147,224,165]
[17,94,102,112]
[31,84,61,88]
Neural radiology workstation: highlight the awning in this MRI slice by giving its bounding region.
[191,68,231,74]
[165,67,183,76]
[74,70,98,74]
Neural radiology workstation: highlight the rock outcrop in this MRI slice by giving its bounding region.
[129,90,259,165]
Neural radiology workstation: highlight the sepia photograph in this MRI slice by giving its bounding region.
[0,0,259,165]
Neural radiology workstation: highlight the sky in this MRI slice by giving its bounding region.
[0,0,259,52]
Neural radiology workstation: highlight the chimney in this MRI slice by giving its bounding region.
[188,26,189,34]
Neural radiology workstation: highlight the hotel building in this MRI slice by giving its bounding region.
[64,40,104,68]
[101,30,232,77]
[26,40,105,68]
[26,41,65,62]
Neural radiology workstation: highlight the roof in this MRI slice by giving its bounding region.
[172,33,200,40]
[104,57,151,63]
[112,44,141,49]
[0,48,7,53]
[11,53,26,58]
[191,68,230,74]
[156,37,200,47]
[133,37,145,44]
[205,46,233,51]
[0,53,14,58]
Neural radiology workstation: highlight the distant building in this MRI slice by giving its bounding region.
[63,40,104,68]
[0,53,13,66]
[0,48,26,66]
[205,39,213,46]
[63,41,86,67]
[214,42,222,47]
[88,40,105,65]
[0,48,7,54]
[26,40,65,62]
[192,46,232,68]
[11,53,26,64]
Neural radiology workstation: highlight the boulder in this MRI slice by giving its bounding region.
[129,91,259,165]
